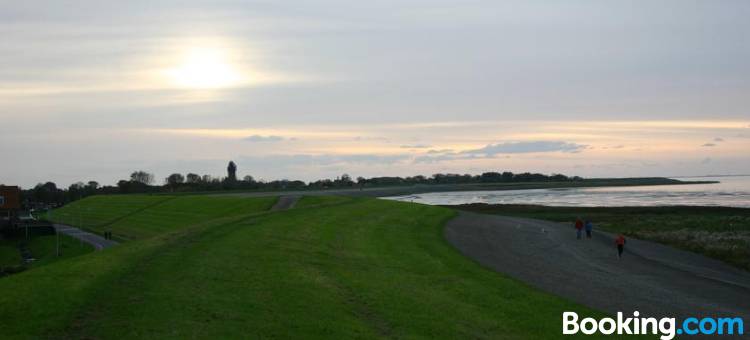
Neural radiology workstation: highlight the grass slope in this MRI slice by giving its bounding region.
[1,234,93,272]
[48,195,171,228]
[0,196,628,339]
[27,234,94,267]
[295,195,352,208]
[0,242,21,268]
[455,204,750,270]
[104,195,277,240]
[49,195,277,240]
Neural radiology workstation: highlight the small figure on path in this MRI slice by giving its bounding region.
[615,234,626,258]
[584,220,593,239]
[574,218,584,240]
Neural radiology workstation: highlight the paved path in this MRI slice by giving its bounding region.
[271,196,301,211]
[53,224,118,250]
[445,212,750,320]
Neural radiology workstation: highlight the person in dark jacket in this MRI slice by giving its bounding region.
[584,220,593,239]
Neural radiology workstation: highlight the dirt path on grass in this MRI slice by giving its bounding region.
[53,224,118,250]
[444,212,750,320]
[271,196,300,211]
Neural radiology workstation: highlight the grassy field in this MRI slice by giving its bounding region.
[48,195,172,228]
[0,242,20,268]
[0,233,93,273]
[454,204,750,270]
[27,234,94,267]
[0,195,633,339]
[294,195,352,208]
[49,195,277,240]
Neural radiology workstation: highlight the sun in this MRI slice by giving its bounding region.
[167,47,242,89]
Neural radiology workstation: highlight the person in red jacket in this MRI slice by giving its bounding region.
[615,234,627,258]
[574,218,584,240]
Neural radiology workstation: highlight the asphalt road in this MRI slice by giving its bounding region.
[444,212,750,321]
[53,224,118,250]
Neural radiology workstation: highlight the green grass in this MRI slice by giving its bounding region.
[0,196,632,339]
[454,204,750,270]
[104,195,277,240]
[295,195,353,208]
[0,242,20,268]
[48,195,172,228]
[1,233,94,272]
[27,234,94,267]
[48,195,277,240]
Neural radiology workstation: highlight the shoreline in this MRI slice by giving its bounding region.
[207,177,715,198]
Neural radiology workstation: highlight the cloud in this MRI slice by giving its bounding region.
[462,141,586,156]
[413,141,586,164]
[399,144,431,149]
[413,154,458,164]
[354,136,390,142]
[243,135,284,142]
[426,149,454,154]
[238,153,410,167]
[701,143,716,147]
[713,137,725,142]
[701,157,712,164]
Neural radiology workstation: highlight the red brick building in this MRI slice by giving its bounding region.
[0,185,21,227]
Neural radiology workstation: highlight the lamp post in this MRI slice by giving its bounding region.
[78,208,83,247]
[50,209,59,257]
[56,225,60,257]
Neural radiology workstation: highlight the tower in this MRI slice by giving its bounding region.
[227,161,237,182]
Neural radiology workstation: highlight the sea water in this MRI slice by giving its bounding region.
[384,176,750,207]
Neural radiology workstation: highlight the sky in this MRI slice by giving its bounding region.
[1,0,749,188]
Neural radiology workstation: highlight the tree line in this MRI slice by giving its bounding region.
[21,161,583,207]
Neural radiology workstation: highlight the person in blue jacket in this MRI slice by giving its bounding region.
[584,220,594,239]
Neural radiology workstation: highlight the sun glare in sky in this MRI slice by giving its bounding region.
[167,46,242,89]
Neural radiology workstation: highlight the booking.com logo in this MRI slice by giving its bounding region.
[563,311,744,339]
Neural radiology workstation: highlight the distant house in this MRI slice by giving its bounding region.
[0,185,21,228]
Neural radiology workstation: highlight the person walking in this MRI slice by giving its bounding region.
[584,220,593,239]
[615,234,626,258]
[575,218,584,240]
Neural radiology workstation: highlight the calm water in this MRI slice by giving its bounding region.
[384,176,750,208]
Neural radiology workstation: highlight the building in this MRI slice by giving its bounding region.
[0,185,21,228]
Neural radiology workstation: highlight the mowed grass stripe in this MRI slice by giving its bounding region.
[0,209,276,339]
[105,196,277,240]
[41,198,619,339]
[295,195,353,208]
[49,195,172,229]
[49,195,278,240]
